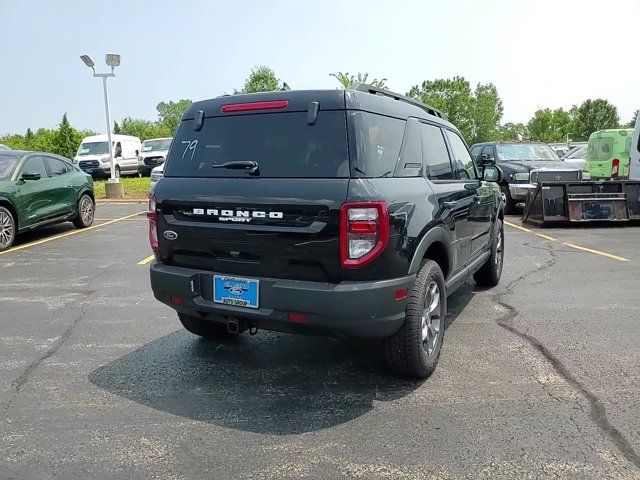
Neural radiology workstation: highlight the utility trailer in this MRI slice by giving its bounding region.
[522,180,640,226]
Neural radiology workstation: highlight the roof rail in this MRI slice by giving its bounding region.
[350,84,448,121]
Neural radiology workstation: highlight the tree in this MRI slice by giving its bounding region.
[113,120,122,134]
[237,65,282,94]
[408,77,505,144]
[527,108,572,142]
[24,128,35,149]
[471,83,504,145]
[570,99,619,139]
[52,113,81,159]
[496,122,528,141]
[156,99,192,135]
[120,117,164,141]
[624,109,638,128]
[329,72,388,90]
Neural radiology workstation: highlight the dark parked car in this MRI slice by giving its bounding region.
[470,142,582,214]
[0,150,95,251]
[148,85,505,378]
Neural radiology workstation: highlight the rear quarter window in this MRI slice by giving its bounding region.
[165,111,349,178]
[348,112,405,178]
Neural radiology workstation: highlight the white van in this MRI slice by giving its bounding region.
[630,114,640,181]
[74,134,142,179]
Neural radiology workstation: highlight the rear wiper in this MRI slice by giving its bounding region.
[212,161,260,176]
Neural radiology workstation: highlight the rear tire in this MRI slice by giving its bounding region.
[0,207,16,252]
[178,313,236,338]
[474,219,504,287]
[73,194,95,228]
[501,185,518,215]
[383,260,446,379]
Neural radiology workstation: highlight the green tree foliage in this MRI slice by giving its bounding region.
[496,122,528,141]
[237,65,282,94]
[113,120,122,134]
[570,99,619,139]
[156,99,192,135]
[329,72,388,90]
[472,83,504,145]
[408,76,503,144]
[52,114,83,159]
[120,117,165,141]
[527,108,572,142]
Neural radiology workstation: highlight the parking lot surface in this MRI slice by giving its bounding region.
[1,204,639,479]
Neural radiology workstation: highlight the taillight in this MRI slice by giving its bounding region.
[147,195,158,251]
[340,201,389,268]
[611,159,620,178]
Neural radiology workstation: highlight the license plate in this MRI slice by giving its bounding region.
[213,275,259,309]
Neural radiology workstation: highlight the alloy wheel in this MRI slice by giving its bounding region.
[80,196,94,225]
[0,211,14,248]
[421,281,442,356]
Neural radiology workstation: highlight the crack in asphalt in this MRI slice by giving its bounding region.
[492,242,640,470]
[1,293,91,414]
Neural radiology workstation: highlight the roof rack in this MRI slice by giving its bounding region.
[350,84,448,121]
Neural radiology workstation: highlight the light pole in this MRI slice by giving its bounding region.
[80,53,123,198]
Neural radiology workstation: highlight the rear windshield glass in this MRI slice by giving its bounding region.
[588,138,615,161]
[0,154,20,180]
[165,111,348,178]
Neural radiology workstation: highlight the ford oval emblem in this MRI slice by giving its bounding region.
[163,230,178,241]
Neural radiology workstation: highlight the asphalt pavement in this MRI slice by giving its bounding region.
[0,204,638,479]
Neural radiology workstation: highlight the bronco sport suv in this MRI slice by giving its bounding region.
[148,85,504,378]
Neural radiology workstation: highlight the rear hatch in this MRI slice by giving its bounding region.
[153,91,349,283]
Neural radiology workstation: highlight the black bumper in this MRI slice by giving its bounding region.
[150,261,415,340]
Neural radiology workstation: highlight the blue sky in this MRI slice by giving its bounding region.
[1,0,638,135]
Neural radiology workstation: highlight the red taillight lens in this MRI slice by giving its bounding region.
[340,201,389,268]
[611,159,620,178]
[221,100,288,113]
[147,195,158,251]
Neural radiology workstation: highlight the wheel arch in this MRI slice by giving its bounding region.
[408,226,453,280]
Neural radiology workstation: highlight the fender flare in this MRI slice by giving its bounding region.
[408,226,454,275]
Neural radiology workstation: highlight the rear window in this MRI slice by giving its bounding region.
[164,111,348,178]
[588,138,615,161]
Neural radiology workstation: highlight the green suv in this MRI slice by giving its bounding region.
[0,150,95,251]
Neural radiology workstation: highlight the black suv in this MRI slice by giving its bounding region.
[148,85,505,378]
[470,141,582,214]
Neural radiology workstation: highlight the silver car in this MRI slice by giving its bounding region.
[138,137,172,176]
[150,163,164,191]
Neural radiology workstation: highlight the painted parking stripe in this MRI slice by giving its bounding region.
[503,220,629,262]
[503,220,532,233]
[137,254,155,265]
[0,211,145,256]
[563,242,629,262]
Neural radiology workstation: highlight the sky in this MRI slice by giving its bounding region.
[1,0,638,135]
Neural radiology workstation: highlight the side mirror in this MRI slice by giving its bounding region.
[477,153,489,166]
[135,150,139,156]
[21,172,41,181]
[483,165,501,182]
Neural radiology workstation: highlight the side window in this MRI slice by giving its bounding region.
[445,130,475,179]
[480,145,495,161]
[21,156,48,177]
[115,142,122,157]
[395,118,422,177]
[350,112,405,177]
[45,156,70,176]
[470,145,482,159]
[420,123,454,180]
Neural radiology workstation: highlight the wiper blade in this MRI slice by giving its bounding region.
[212,161,260,175]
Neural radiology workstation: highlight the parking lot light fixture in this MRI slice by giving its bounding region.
[80,53,121,196]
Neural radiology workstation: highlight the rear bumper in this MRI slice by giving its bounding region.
[150,261,415,340]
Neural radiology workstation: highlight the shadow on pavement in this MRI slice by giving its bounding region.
[90,286,475,435]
